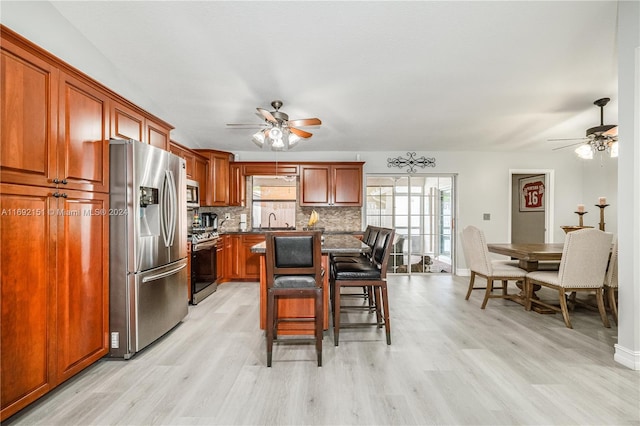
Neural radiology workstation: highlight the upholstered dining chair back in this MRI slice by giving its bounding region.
[557,229,613,288]
[605,239,618,289]
[462,225,492,276]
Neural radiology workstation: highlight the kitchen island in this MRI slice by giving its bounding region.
[251,234,370,335]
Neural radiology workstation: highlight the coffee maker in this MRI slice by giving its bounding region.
[200,212,218,230]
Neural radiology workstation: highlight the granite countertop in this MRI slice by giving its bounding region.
[250,234,369,254]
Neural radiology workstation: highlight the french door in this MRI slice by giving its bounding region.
[365,175,456,274]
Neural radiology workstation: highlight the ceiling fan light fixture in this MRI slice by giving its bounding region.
[575,144,594,159]
[252,130,266,147]
[610,141,619,158]
[288,132,301,147]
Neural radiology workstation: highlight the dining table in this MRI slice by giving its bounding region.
[251,234,370,335]
[486,242,564,313]
[487,243,564,271]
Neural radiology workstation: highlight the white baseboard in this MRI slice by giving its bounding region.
[614,344,640,370]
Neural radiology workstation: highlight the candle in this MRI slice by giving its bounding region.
[599,197,607,205]
[577,204,585,213]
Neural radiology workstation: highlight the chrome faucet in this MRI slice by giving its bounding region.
[268,212,276,229]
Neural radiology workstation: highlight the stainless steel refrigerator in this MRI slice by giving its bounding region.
[109,139,188,359]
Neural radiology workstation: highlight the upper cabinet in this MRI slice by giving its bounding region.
[169,141,196,178]
[229,163,245,207]
[195,149,232,206]
[145,118,170,151]
[111,101,144,142]
[299,163,363,206]
[111,101,171,150]
[1,37,59,189]
[1,39,110,193]
[169,141,209,197]
[58,71,110,193]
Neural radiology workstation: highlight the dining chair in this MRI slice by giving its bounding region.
[265,231,324,367]
[462,225,527,308]
[524,228,613,329]
[604,238,618,325]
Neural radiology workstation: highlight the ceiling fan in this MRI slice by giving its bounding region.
[227,100,322,151]
[549,98,618,159]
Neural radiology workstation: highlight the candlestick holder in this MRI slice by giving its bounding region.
[595,204,609,231]
[574,211,588,227]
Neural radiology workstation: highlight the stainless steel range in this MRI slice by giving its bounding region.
[190,230,219,304]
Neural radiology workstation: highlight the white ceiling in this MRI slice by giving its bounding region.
[13,1,621,153]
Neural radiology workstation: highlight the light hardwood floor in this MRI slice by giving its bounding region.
[5,275,639,425]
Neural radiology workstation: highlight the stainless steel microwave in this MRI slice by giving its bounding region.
[186,179,200,209]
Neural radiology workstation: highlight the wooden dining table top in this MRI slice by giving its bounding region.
[487,243,564,261]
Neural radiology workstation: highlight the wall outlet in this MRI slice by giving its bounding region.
[224,213,231,220]
[111,332,119,349]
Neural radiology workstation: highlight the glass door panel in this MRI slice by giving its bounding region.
[365,174,456,275]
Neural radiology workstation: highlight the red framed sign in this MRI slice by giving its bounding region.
[519,175,545,212]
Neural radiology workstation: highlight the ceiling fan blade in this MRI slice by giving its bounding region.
[288,118,322,127]
[226,123,268,128]
[289,127,313,138]
[603,126,618,137]
[547,137,589,142]
[552,141,588,151]
[257,108,277,123]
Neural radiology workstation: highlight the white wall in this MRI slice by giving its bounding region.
[614,0,640,371]
[234,148,618,273]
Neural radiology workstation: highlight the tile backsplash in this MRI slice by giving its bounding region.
[200,205,362,233]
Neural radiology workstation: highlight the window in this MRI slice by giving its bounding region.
[252,176,297,229]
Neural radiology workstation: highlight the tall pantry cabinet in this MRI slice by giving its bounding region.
[0,26,169,420]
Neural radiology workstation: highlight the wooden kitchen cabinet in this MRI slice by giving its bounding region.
[145,118,170,151]
[193,155,208,198]
[1,26,170,420]
[229,163,245,206]
[170,141,196,178]
[54,189,109,384]
[299,163,363,206]
[226,234,242,280]
[111,101,171,150]
[111,101,144,143]
[224,234,265,281]
[1,40,109,193]
[242,235,265,280]
[1,37,58,189]
[0,184,109,420]
[58,71,110,193]
[195,149,232,206]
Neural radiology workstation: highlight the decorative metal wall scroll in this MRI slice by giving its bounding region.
[387,152,436,173]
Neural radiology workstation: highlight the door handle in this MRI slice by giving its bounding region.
[142,263,186,283]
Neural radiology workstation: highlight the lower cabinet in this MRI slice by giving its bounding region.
[241,235,265,280]
[0,184,109,420]
[224,234,265,281]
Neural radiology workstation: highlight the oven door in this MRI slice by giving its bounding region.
[191,239,217,304]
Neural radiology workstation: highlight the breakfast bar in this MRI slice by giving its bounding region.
[251,234,370,335]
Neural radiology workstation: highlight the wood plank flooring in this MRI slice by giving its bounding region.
[5,275,639,425]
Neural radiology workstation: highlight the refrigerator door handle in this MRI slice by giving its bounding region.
[141,263,187,283]
[166,170,177,247]
[161,170,178,248]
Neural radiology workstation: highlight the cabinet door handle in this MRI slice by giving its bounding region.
[52,178,68,185]
[53,192,61,198]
